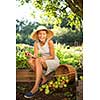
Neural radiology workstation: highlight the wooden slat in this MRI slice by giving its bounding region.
[17,74,35,78]
[16,79,35,82]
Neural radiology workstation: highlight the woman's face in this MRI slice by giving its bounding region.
[37,30,47,42]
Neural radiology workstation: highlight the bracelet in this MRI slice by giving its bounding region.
[31,56,36,59]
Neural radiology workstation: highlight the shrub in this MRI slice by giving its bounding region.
[55,43,83,69]
[16,44,33,69]
[16,43,83,72]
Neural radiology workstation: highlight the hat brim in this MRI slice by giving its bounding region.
[31,29,54,40]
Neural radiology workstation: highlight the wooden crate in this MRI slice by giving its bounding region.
[16,69,35,82]
[16,64,76,82]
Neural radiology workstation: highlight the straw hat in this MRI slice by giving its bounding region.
[31,26,54,40]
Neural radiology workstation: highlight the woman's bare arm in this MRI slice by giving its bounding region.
[33,41,39,58]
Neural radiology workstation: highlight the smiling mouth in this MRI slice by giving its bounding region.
[40,38,45,40]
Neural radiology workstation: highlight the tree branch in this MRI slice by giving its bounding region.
[65,0,83,18]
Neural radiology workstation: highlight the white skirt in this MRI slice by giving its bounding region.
[44,56,60,75]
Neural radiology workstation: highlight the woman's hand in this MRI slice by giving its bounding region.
[39,57,46,63]
[39,57,47,68]
[25,51,38,60]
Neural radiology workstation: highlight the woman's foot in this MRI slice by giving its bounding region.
[24,92,34,98]
[41,78,48,85]
[24,88,38,98]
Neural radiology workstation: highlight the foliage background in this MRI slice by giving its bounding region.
[16,0,83,79]
[16,0,83,46]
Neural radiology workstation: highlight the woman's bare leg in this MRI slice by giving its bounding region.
[30,58,43,93]
[28,57,48,93]
[28,58,36,71]
[28,58,47,83]
[40,58,48,84]
[41,75,47,84]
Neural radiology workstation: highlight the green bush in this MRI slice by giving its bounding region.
[16,44,33,69]
[16,43,83,71]
[55,43,83,68]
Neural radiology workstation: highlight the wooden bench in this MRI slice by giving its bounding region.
[16,69,35,82]
[16,64,77,82]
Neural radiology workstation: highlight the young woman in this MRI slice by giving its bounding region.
[24,26,60,98]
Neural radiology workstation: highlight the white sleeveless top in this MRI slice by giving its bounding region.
[37,39,50,57]
[37,39,60,75]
